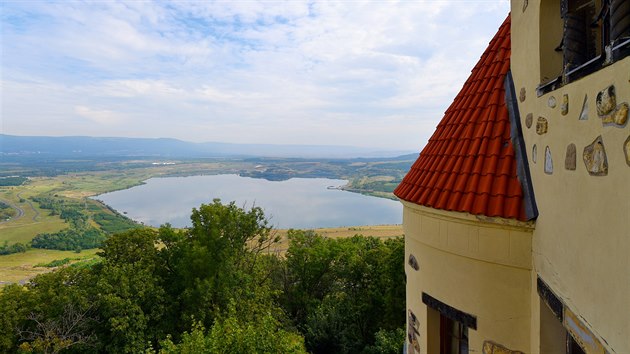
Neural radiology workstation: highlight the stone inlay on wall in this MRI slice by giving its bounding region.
[408,254,419,271]
[545,146,553,174]
[565,144,576,170]
[407,310,421,354]
[532,144,537,163]
[597,85,628,127]
[548,96,557,108]
[583,136,608,176]
[525,113,533,128]
[561,94,569,115]
[519,87,526,102]
[579,94,589,120]
[483,341,524,354]
[596,86,616,115]
[536,117,548,135]
[624,136,630,167]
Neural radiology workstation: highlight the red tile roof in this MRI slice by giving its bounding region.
[394,15,527,221]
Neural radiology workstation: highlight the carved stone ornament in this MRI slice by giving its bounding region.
[565,144,576,170]
[525,113,533,128]
[536,117,548,135]
[561,94,569,115]
[545,146,553,174]
[624,136,630,167]
[548,96,557,108]
[579,94,589,120]
[583,136,608,176]
[483,340,525,354]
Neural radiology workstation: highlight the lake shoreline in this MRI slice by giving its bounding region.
[96,174,402,229]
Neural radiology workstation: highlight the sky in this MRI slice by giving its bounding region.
[1,0,510,151]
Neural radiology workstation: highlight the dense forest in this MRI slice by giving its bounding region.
[0,200,405,353]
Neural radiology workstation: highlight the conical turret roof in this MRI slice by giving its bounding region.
[394,15,528,221]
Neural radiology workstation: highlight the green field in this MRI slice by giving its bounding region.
[0,248,99,284]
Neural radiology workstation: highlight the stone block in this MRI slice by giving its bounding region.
[408,254,419,271]
[532,144,537,163]
[596,86,616,116]
[525,113,533,128]
[561,94,569,115]
[579,94,588,120]
[482,341,524,354]
[597,85,628,127]
[583,136,608,176]
[565,144,576,170]
[536,117,548,135]
[545,146,553,174]
[624,136,630,167]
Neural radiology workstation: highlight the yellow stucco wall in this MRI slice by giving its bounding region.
[511,1,630,352]
[403,201,534,353]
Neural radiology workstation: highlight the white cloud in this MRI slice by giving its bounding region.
[1,0,510,150]
[74,106,124,125]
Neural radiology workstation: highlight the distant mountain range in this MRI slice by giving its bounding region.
[0,134,415,159]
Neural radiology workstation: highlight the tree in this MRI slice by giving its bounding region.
[94,229,169,353]
[279,231,406,353]
[17,303,97,354]
[158,303,306,354]
[162,199,281,331]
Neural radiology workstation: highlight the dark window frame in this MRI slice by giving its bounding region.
[537,0,630,96]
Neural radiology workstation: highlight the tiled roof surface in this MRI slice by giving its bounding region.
[394,15,527,221]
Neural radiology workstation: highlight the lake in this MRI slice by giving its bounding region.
[95,174,402,229]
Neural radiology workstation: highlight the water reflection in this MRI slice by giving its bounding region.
[95,174,402,229]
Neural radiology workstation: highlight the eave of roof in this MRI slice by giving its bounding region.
[394,15,528,221]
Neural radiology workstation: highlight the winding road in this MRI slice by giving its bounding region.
[17,192,40,221]
[0,192,39,224]
[0,198,24,224]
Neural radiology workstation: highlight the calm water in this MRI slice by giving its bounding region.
[95,174,402,229]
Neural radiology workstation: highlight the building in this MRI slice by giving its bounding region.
[395,1,629,353]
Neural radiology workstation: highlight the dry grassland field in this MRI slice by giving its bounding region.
[0,163,403,286]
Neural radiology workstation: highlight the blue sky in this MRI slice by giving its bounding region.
[1,0,510,150]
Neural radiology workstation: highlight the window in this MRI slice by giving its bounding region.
[423,293,475,354]
[538,0,630,95]
[440,314,468,354]
[538,277,604,354]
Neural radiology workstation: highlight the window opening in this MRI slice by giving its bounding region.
[538,0,630,95]
[562,0,602,71]
[440,314,469,354]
